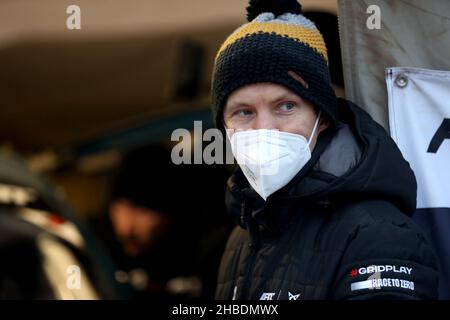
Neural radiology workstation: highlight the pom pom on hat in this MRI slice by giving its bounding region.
[246,0,303,21]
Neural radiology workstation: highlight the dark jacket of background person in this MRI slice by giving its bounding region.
[215,99,439,300]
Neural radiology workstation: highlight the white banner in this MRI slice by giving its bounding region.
[386,67,450,209]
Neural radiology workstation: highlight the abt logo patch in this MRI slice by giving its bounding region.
[349,264,413,277]
[259,292,276,300]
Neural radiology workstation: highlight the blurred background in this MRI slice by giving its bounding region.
[0,0,343,299]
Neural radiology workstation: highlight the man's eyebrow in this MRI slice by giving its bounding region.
[225,102,249,111]
[226,92,299,109]
[270,93,297,104]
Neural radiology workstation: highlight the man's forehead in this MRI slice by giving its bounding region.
[226,83,300,105]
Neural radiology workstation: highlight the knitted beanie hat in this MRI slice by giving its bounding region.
[211,0,338,130]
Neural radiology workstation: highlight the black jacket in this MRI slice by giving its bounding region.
[215,98,439,300]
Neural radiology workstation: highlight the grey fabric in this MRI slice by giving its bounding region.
[315,122,362,178]
[338,0,450,130]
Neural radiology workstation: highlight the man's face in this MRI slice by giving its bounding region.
[109,199,170,257]
[223,83,328,150]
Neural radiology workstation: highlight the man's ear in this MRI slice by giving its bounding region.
[318,114,330,133]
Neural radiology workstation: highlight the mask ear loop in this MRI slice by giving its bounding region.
[307,110,322,146]
[224,125,236,145]
[225,127,232,141]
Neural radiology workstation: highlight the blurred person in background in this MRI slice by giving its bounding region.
[91,144,232,299]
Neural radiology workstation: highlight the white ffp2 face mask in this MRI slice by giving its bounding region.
[227,112,321,201]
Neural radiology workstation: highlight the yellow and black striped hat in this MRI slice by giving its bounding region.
[211,0,338,129]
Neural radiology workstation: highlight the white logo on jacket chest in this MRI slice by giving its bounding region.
[288,292,301,300]
[260,292,276,300]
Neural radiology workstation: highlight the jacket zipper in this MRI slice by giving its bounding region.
[241,217,260,299]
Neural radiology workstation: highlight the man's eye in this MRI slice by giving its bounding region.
[279,102,296,112]
[234,109,253,117]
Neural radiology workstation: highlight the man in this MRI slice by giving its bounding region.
[108,145,174,259]
[211,0,439,300]
[93,144,232,299]
[92,145,197,299]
